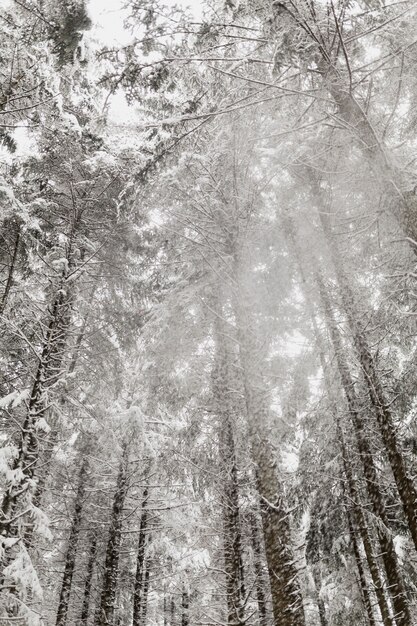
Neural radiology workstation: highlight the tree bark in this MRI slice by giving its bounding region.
[170,597,175,626]
[339,425,393,626]
[0,282,73,536]
[132,486,149,626]
[284,221,410,624]
[163,595,168,626]
[232,287,305,626]
[319,61,417,246]
[56,457,89,626]
[249,513,269,626]
[94,443,129,626]
[0,207,81,558]
[79,531,98,626]
[313,193,417,557]
[316,272,411,626]
[0,223,20,315]
[345,503,377,626]
[181,589,189,626]
[139,557,151,626]
[212,314,245,626]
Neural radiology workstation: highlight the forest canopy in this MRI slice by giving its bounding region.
[1,0,417,625]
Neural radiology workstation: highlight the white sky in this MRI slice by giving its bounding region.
[87,0,202,123]
[88,0,131,46]
[88,0,203,46]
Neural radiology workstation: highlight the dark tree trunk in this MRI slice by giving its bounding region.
[139,558,151,626]
[285,217,411,625]
[0,223,20,315]
[345,504,377,626]
[311,568,327,626]
[249,513,268,626]
[316,273,411,626]
[56,458,89,626]
[132,487,149,626]
[94,444,129,626]
[163,595,168,626]
[0,284,73,535]
[212,314,245,626]
[0,267,76,594]
[0,209,80,552]
[170,597,175,626]
[339,427,393,626]
[314,187,417,556]
[79,531,98,626]
[232,292,305,626]
[181,590,189,626]
[23,428,59,551]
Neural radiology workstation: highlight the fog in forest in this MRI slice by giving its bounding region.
[1,1,417,625]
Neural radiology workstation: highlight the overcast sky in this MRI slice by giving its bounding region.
[88,0,202,46]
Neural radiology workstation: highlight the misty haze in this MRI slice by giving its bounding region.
[0,1,417,625]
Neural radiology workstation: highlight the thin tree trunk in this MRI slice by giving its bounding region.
[316,272,411,625]
[0,275,76,600]
[26,285,98,549]
[181,589,189,626]
[310,568,327,626]
[132,486,149,626]
[139,557,151,626]
[0,285,72,537]
[232,289,305,626]
[345,503,377,626]
[339,426,393,626]
[22,428,59,553]
[0,224,20,315]
[212,314,245,626]
[318,61,417,245]
[56,458,89,626]
[163,595,168,626]
[284,215,411,625]
[313,184,417,555]
[0,208,80,555]
[79,531,98,626]
[94,443,129,626]
[170,597,175,626]
[249,513,268,626]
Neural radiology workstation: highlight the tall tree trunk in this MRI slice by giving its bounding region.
[163,595,168,626]
[0,285,73,537]
[0,212,80,563]
[316,272,411,626]
[23,429,59,551]
[231,287,305,626]
[56,458,89,626]
[212,313,245,626]
[94,443,129,626]
[170,597,175,626]
[0,282,75,596]
[139,557,151,626]
[132,487,149,626]
[339,425,393,626]
[345,502,377,626]
[311,180,417,555]
[318,60,417,245]
[26,284,98,550]
[181,589,189,626]
[0,223,20,315]
[79,531,98,626]
[249,513,269,626]
[284,221,410,624]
